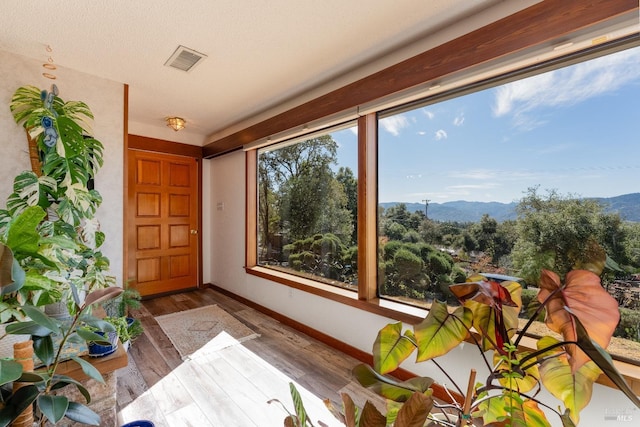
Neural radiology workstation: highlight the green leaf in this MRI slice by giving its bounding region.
[80,315,116,332]
[0,360,23,386]
[21,305,61,334]
[414,301,471,362]
[17,372,46,383]
[289,382,312,427]
[38,395,69,424]
[352,364,433,402]
[5,206,46,256]
[5,320,52,337]
[537,336,600,424]
[494,351,540,394]
[71,356,105,385]
[33,335,55,366]
[50,374,93,403]
[0,384,39,426]
[77,328,112,344]
[63,402,100,425]
[373,322,416,374]
[508,396,552,427]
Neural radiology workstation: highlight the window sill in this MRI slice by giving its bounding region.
[245,265,640,396]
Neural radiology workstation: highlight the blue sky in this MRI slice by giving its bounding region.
[333,45,640,204]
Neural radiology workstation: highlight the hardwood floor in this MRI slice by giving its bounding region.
[116,288,384,426]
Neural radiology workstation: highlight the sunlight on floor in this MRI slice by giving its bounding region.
[118,331,345,426]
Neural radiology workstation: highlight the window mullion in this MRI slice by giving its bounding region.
[357,113,378,301]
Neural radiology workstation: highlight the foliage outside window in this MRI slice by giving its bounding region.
[251,45,640,364]
[377,45,640,360]
[257,125,358,290]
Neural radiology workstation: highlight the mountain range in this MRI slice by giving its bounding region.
[380,193,640,223]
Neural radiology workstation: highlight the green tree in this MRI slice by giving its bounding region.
[336,167,358,244]
[512,187,629,284]
[259,135,353,243]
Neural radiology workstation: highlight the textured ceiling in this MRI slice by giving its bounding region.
[0,0,518,144]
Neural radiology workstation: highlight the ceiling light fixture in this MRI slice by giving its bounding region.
[166,116,186,131]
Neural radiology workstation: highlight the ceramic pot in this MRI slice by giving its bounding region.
[87,330,118,357]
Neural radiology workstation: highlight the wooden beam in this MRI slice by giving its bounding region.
[129,134,204,158]
[203,0,637,157]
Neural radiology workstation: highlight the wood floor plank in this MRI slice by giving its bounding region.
[117,288,383,426]
[192,353,287,426]
[174,358,259,426]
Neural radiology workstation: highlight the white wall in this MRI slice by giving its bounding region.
[208,150,638,427]
[0,49,124,286]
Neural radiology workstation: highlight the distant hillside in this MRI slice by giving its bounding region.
[380,193,640,223]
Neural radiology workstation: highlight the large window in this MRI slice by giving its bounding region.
[377,45,640,359]
[249,39,640,363]
[257,124,359,290]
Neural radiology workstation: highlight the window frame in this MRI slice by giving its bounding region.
[240,0,640,386]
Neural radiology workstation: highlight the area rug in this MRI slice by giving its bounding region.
[155,305,260,359]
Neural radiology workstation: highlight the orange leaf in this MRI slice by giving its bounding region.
[537,269,619,371]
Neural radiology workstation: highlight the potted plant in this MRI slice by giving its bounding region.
[0,83,122,425]
[277,244,640,426]
[1,84,114,318]
[102,285,143,350]
[0,242,123,425]
[350,244,640,426]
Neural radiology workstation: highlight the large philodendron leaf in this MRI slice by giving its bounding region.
[570,312,640,409]
[5,206,46,258]
[352,364,433,402]
[373,322,416,374]
[414,301,471,362]
[459,280,522,352]
[477,392,551,427]
[12,172,57,209]
[537,269,619,371]
[508,396,552,427]
[536,336,601,425]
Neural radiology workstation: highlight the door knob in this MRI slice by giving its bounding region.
[190,229,198,235]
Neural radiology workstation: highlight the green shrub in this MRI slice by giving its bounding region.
[394,248,424,280]
[427,251,453,276]
[615,307,640,341]
[382,240,403,261]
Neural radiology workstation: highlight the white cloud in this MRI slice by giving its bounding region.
[453,114,465,126]
[417,131,426,135]
[435,129,447,140]
[493,47,640,126]
[380,114,410,136]
[423,109,435,119]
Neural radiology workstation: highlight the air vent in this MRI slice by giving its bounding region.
[164,45,207,72]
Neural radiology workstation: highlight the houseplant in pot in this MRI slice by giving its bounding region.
[0,241,123,426]
[351,243,640,426]
[277,243,640,426]
[0,83,122,425]
[1,84,114,318]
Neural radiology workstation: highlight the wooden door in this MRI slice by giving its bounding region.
[127,150,199,297]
